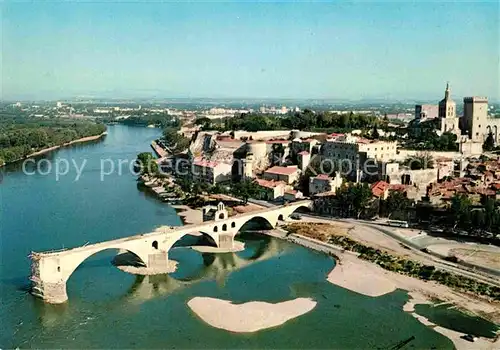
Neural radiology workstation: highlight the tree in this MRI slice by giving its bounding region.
[135,152,158,175]
[450,194,472,229]
[163,127,190,154]
[336,183,372,218]
[372,125,380,139]
[483,197,499,232]
[483,131,495,151]
[194,117,211,126]
[351,183,373,218]
[176,177,192,193]
[386,191,412,219]
[405,152,434,170]
[231,179,260,204]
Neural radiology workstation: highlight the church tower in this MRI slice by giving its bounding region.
[438,82,458,133]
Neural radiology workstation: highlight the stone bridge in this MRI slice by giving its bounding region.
[30,200,311,304]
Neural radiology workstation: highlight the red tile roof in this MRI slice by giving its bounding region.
[264,166,298,176]
[371,181,389,198]
[389,184,409,193]
[255,178,285,189]
[491,183,500,190]
[314,174,331,180]
[193,158,219,168]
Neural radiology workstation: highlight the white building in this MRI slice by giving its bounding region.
[263,166,300,184]
[255,178,286,200]
[192,159,232,184]
[462,96,500,144]
[309,172,343,195]
[322,135,397,163]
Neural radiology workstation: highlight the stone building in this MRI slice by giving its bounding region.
[320,134,397,180]
[263,166,300,184]
[192,158,232,184]
[462,96,499,144]
[438,83,460,135]
[255,178,286,201]
[415,104,439,121]
[309,173,343,195]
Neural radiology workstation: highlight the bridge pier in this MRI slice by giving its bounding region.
[30,254,69,304]
[218,233,235,250]
[147,251,169,268]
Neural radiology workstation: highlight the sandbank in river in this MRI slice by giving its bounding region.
[188,297,317,333]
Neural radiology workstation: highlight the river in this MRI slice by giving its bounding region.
[0,125,492,348]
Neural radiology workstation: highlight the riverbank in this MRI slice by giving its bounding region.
[32,131,108,157]
[1,131,108,168]
[282,222,500,347]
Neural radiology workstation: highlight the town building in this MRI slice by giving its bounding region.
[438,83,460,134]
[312,191,338,216]
[297,151,311,172]
[309,173,343,195]
[263,166,300,184]
[462,96,500,144]
[192,158,232,184]
[320,134,397,180]
[255,178,286,201]
[290,138,319,158]
[371,181,390,200]
[284,189,303,202]
[415,104,439,121]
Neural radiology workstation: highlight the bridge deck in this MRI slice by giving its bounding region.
[32,200,311,257]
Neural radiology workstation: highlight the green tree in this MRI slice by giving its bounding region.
[135,152,159,175]
[176,177,192,193]
[483,131,495,151]
[336,183,372,218]
[483,197,498,232]
[231,179,260,204]
[405,152,434,170]
[372,125,380,139]
[450,194,472,229]
[163,127,190,154]
[385,191,412,219]
[351,183,373,218]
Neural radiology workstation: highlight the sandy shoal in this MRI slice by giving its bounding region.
[187,297,316,333]
[327,256,397,297]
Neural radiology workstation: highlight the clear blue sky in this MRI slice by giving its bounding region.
[2,1,499,101]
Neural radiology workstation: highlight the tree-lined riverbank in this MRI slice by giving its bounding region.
[0,116,106,165]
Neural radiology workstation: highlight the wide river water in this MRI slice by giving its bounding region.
[0,125,495,348]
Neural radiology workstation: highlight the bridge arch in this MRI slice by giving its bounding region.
[63,246,150,284]
[233,215,276,235]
